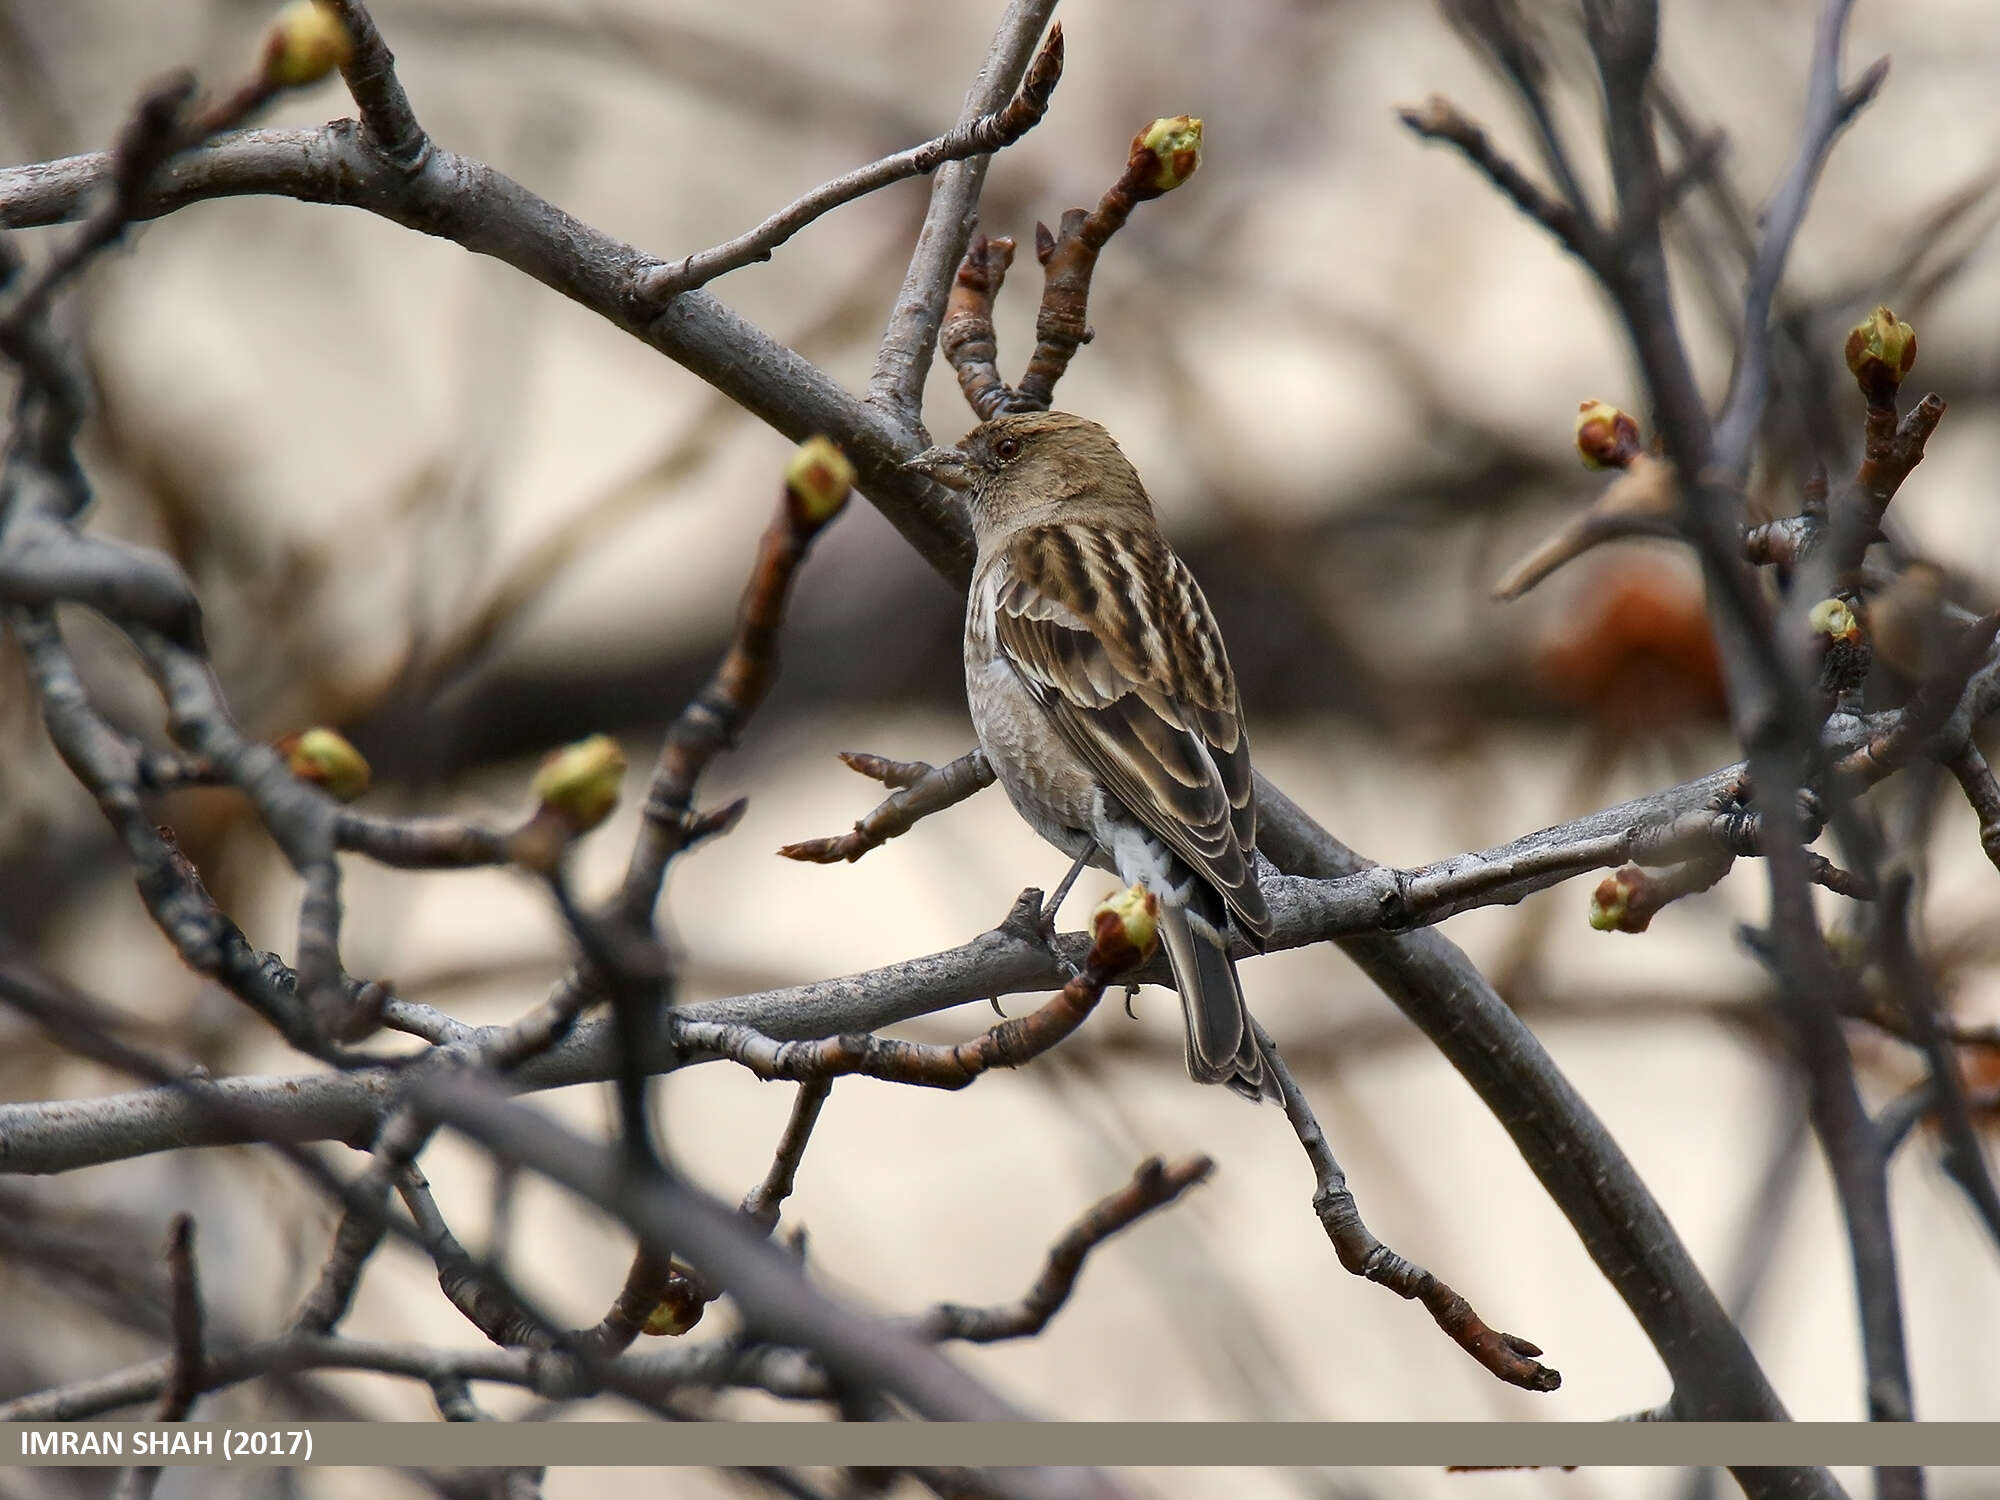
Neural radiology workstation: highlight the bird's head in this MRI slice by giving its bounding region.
[903,410,1152,546]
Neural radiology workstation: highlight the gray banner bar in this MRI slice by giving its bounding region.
[3,1423,1999,1467]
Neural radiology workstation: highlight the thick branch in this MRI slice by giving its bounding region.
[0,131,978,582]
[9,714,1969,1180]
[410,1071,1032,1425]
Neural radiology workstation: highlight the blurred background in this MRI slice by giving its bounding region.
[4,0,2000,1496]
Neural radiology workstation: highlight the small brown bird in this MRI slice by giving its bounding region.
[906,411,1274,1099]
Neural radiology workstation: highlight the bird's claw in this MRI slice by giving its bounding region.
[1039,898,1086,983]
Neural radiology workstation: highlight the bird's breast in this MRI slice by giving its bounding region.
[964,592,1100,859]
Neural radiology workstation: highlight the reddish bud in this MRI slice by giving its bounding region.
[1090,884,1160,970]
[1574,400,1642,470]
[1588,867,1653,933]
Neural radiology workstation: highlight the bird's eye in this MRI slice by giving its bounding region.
[995,437,1021,461]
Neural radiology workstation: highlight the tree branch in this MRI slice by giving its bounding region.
[324,0,430,170]
[778,749,995,863]
[1254,1021,1559,1392]
[637,26,1063,301]
[866,0,1062,430]
[914,1155,1212,1342]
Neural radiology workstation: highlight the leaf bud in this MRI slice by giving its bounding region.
[532,734,626,833]
[263,1,353,89]
[1808,597,1862,646]
[1090,884,1160,970]
[1574,400,1642,470]
[1135,115,1203,193]
[642,1267,707,1337]
[1588,867,1654,933]
[1844,305,1916,406]
[784,436,855,529]
[278,727,371,802]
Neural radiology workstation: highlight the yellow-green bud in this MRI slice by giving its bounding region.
[280,727,370,802]
[1574,400,1642,470]
[1092,883,1160,967]
[1136,115,1203,193]
[1587,874,1629,932]
[784,435,855,528]
[1588,867,1657,933]
[1809,597,1862,645]
[263,1,353,88]
[532,734,625,832]
[1843,305,1916,405]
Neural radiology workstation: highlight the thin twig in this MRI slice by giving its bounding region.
[611,451,856,927]
[1945,743,2000,873]
[1252,1020,1559,1393]
[914,1155,1212,1342]
[398,1164,552,1350]
[1875,874,2000,1254]
[671,898,1156,1089]
[1710,0,1887,478]
[742,1079,835,1230]
[595,1077,835,1342]
[778,749,995,863]
[638,27,1062,302]
[938,234,1021,421]
[1398,95,1603,269]
[323,0,430,170]
[108,1214,206,1500]
[867,0,1061,428]
[1010,124,1201,411]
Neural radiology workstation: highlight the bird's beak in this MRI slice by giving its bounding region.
[903,446,977,492]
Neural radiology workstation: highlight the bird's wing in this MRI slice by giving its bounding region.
[991,522,1269,941]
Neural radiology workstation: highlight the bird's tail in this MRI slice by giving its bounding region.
[1156,885,1275,1103]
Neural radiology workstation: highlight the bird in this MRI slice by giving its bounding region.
[905,410,1275,1099]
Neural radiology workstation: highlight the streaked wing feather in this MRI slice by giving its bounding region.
[994,527,1270,941]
